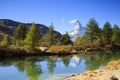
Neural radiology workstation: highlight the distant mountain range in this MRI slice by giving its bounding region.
[0,19,86,42]
[0,19,62,40]
[68,20,85,41]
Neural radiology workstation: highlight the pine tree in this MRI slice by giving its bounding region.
[45,23,56,47]
[1,35,10,46]
[84,18,101,43]
[102,22,112,44]
[60,32,72,45]
[13,24,26,46]
[112,24,120,45]
[24,23,42,48]
[74,36,87,45]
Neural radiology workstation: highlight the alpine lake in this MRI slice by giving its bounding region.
[0,51,120,80]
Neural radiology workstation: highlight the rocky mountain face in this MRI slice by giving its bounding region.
[68,21,85,41]
[0,19,62,39]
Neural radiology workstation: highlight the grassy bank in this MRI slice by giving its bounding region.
[47,45,75,53]
[0,46,77,58]
[0,47,42,58]
[0,43,120,58]
[66,59,120,80]
[47,43,120,53]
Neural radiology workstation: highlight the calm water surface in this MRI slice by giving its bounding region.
[0,52,120,80]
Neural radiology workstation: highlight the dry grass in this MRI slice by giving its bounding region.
[73,43,100,52]
[73,45,85,51]
[47,45,73,53]
[66,59,120,80]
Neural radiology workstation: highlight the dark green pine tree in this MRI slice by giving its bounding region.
[60,32,72,45]
[102,22,112,44]
[45,23,57,47]
[24,23,42,48]
[13,24,27,46]
[84,18,101,43]
[112,24,120,45]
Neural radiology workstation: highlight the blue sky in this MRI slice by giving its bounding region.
[0,0,120,33]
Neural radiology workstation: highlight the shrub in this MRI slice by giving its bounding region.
[47,45,73,53]
[73,45,85,51]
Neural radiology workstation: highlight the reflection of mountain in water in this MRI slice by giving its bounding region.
[69,55,81,67]
[1,52,120,80]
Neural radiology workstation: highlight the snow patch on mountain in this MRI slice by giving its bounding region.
[68,20,85,41]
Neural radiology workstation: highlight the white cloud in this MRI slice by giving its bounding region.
[69,19,78,24]
[60,19,64,22]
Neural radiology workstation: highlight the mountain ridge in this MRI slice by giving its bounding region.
[0,19,62,39]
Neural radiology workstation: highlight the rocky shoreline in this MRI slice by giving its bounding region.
[66,59,120,80]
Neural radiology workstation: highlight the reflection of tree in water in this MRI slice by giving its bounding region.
[83,52,120,70]
[1,52,120,80]
[25,61,42,80]
[84,56,102,70]
[61,57,70,67]
[47,58,56,75]
[13,59,42,80]
[61,55,82,68]
[14,60,25,72]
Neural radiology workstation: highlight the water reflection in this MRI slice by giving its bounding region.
[0,51,120,80]
[61,57,70,68]
[69,55,82,67]
[82,52,120,70]
[12,58,42,80]
[46,58,56,75]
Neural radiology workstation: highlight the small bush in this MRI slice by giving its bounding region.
[73,45,85,51]
[47,45,73,53]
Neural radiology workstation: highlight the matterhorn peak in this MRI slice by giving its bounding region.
[68,20,85,41]
[73,21,82,32]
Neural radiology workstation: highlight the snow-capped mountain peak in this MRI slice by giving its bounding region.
[68,20,85,41]
[73,21,81,30]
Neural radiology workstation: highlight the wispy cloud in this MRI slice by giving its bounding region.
[60,19,64,22]
[69,19,78,24]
